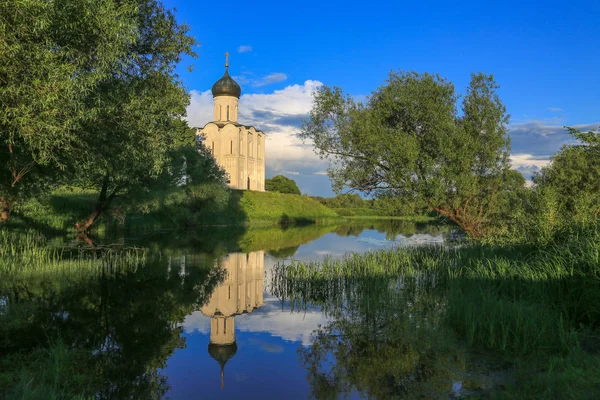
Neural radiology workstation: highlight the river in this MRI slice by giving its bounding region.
[0,220,511,399]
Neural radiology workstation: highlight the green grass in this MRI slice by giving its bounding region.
[238,190,340,226]
[10,185,344,233]
[0,339,95,400]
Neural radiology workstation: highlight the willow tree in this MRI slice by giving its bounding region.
[0,0,141,221]
[70,0,201,234]
[301,71,514,238]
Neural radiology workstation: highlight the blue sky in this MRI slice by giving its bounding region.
[166,0,600,196]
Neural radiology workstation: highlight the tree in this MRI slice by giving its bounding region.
[301,71,513,239]
[70,0,198,234]
[0,0,138,221]
[265,175,301,195]
[533,127,600,222]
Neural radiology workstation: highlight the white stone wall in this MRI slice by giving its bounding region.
[198,123,266,192]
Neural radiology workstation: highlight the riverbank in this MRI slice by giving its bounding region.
[9,186,343,233]
[9,186,436,235]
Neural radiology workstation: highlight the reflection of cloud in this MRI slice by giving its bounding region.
[236,296,328,346]
[186,81,335,195]
[248,337,284,353]
[182,296,327,346]
[182,312,210,334]
[237,45,252,53]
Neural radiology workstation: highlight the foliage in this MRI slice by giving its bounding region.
[486,127,600,246]
[0,0,138,220]
[302,71,517,239]
[265,174,301,195]
[0,0,207,231]
[533,127,600,222]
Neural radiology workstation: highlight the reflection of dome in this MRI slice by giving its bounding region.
[208,342,238,389]
[211,68,241,98]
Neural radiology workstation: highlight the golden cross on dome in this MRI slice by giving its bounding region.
[225,52,229,68]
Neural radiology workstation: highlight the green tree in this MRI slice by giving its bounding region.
[0,0,138,221]
[71,0,198,234]
[265,175,301,195]
[533,127,600,222]
[301,71,513,239]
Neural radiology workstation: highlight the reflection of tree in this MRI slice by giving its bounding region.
[0,252,224,398]
[268,245,300,258]
[272,268,468,399]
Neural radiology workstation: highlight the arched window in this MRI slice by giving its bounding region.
[219,105,222,121]
[230,140,233,154]
[227,105,230,120]
[211,141,214,155]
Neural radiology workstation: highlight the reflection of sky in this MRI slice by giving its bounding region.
[284,229,444,262]
[164,227,442,399]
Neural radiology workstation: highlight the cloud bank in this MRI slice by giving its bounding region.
[508,120,599,179]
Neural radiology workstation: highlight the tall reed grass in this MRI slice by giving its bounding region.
[0,230,146,279]
[271,230,600,356]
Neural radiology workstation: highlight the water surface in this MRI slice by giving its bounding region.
[1,220,508,399]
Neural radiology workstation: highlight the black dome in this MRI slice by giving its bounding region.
[211,68,241,98]
[208,342,238,370]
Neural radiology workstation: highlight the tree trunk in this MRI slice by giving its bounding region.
[0,197,11,222]
[76,175,117,234]
[433,207,484,240]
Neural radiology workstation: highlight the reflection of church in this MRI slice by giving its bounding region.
[201,251,265,388]
[196,53,266,191]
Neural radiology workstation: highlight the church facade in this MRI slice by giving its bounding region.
[196,54,266,191]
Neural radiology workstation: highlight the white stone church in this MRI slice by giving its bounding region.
[196,54,266,191]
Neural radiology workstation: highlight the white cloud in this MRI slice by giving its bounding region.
[548,107,563,112]
[186,80,333,195]
[510,153,551,169]
[509,153,551,180]
[252,73,288,88]
[237,45,252,53]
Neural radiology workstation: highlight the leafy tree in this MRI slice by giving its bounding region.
[301,71,513,239]
[533,127,600,222]
[0,0,138,221]
[265,175,301,195]
[70,0,199,234]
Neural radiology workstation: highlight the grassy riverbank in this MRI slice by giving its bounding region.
[10,185,342,233]
[271,227,600,398]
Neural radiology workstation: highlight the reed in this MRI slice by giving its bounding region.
[271,230,600,356]
[0,230,146,279]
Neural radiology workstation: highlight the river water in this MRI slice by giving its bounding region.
[1,220,511,399]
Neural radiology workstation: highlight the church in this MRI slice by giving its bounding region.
[196,53,266,191]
